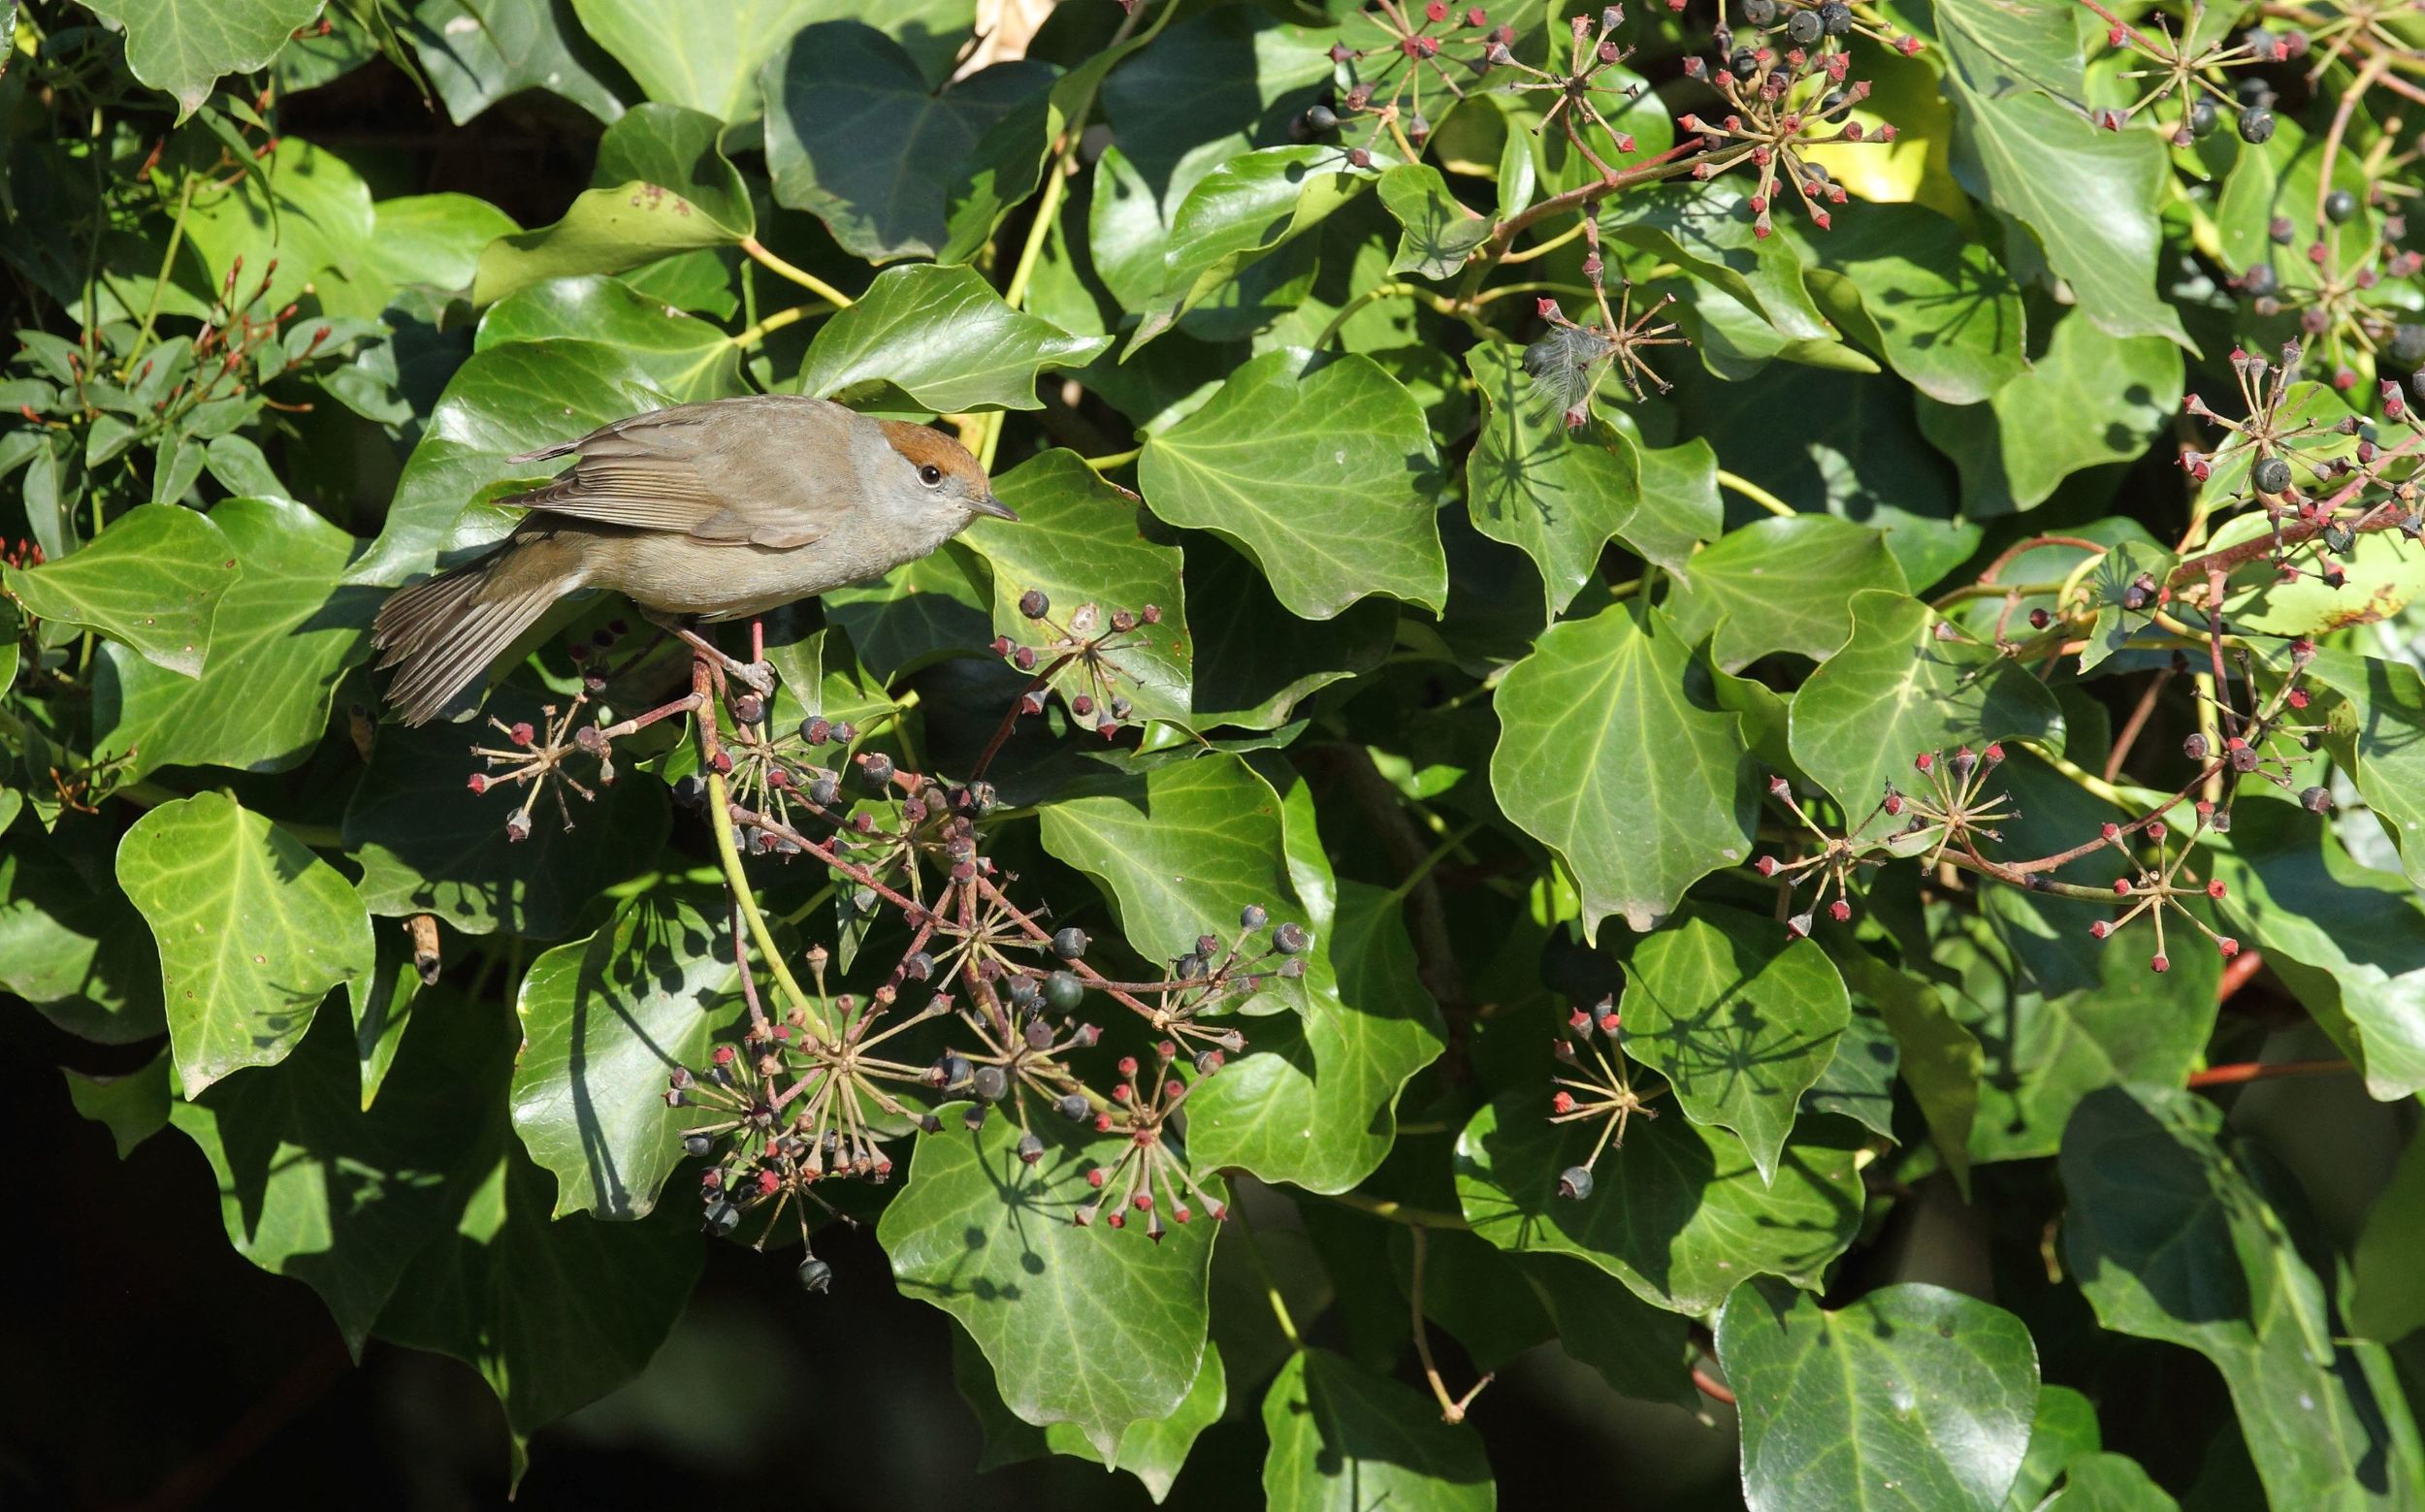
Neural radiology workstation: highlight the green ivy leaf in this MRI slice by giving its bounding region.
[2207,797,2425,1100]
[167,993,499,1353]
[91,498,372,782]
[65,1050,174,1158]
[351,338,668,586]
[1140,350,1447,619]
[822,545,991,679]
[473,105,753,306]
[1623,905,1851,1183]
[1490,603,1755,936]
[763,22,1052,263]
[1464,339,1701,613]
[0,825,166,1044]
[117,791,375,1098]
[1378,164,1492,281]
[2311,650,2425,891]
[566,0,822,121]
[796,263,1109,412]
[2043,1453,2181,1511]
[1939,6,2189,348]
[81,0,323,118]
[879,1105,1220,1459]
[1917,314,2184,517]
[1603,183,1838,347]
[1663,515,1909,671]
[2080,541,2178,675]
[1717,1279,2040,1512]
[1787,590,2065,831]
[2006,1385,2104,1511]
[1834,946,1982,1196]
[2062,1084,2425,1505]
[509,888,747,1219]
[182,137,388,318]
[1455,1093,1865,1315]
[959,449,1189,724]
[1132,145,1391,346]
[3,502,236,678]
[477,275,744,401]
[1521,1252,1693,1403]
[408,0,630,127]
[1260,1348,1494,1512]
[951,1326,1227,1501]
[1783,202,2029,405]
[344,697,670,938]
[365,192,522,293]
[2350,1132,2425,1346]
[1182,534,1394,731]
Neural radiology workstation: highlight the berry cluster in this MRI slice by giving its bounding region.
[1303,2,1510,166]
[1548,995,1664,1200]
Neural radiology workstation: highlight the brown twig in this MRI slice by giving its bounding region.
[1410,1225,1493,1424]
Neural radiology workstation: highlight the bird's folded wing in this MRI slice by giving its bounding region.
[498,447,826,551]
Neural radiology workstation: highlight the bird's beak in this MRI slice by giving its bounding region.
[970,494,1018,523]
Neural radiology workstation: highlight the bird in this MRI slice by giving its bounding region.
[371,394,1015,725]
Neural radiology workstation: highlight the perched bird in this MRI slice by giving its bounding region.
[372,394,1013,724]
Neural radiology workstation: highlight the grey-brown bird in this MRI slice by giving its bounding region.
[372,394,1014,724]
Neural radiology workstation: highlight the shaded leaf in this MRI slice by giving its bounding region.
[796,263,1108,412]
[1663,515,1909,671]
[1783,202,2029,406]
[407,0,629,127]
[1378,163,1492,281]
[65,1050,173,1158]
[952,1326,1225,1502]
[1260,1348,1494,1512]
[0,826,166,1045]
[3,502,235,678]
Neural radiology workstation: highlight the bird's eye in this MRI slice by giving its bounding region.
[918,464,944,487]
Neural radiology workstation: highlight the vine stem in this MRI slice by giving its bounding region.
[2186,1057,2351,1088]
[126,170,196,372]
[739,236,856,309]
[1717,469,1795,517]
[1411,1225,1493,1424]
[727,301,831,350]
[1312,1188,1471,1231]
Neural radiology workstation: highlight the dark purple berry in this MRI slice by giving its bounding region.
[1051,926,1088,960]
[797,1257,834,1293]
[1557,1165,1595,1201]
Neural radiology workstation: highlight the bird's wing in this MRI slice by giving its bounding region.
[499,398,837,549]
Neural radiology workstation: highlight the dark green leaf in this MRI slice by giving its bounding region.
[0,826,166,1044]
[509,888,747,1219]
[1783,203,2028,405]
[1834,947,1981,1196]
[1717,1279,2039,1512]
[65,1050,172,1158]
[2311,650,2425,892]
[1260,1348,1494,1512]
[2062,1084,2425,1505]
[1182,533,1393,731]
[2351,1131,2425,1345]
[1455,1093,1866,1314]
[2006,1384,2103,1511]
[1521,1252,1693,1404]
[952,1325,1226,1501]
[1491,603,1755,936]
[117,791,375,1098]
[1622,904,1850,1182]
[407,0,629,127]
[1133,145,1391,344]
[2044,1453,2182,1511]
[1603,184,1838,347]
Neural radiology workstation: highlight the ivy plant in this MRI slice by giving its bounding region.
[9,0,2425,1503]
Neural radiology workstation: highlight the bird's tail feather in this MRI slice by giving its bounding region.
[372,542,572,726]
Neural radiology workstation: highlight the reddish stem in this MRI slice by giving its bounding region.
[2185,1057,2352,1088]
[2216,946,2265,1004]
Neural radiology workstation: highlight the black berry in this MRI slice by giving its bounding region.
[1819,0,1851,34]
[2251,455,2291,494]
[1057,1092,1090,1122]
[1743,0,1777,22]
[1557,1165,1595,1201]
[1018,589,1050,620]
[2324,188,2359,223]
[972,1065,1009,1103]
[2188,97,2217,138]
[1045,970,1085,1013]
[2301,786,2332,813]
[1787,8,1821,44]
[1273,921,1310,955]
[2238,107,2275,145]
[1051,926,1088,960]
[797,1257,834,1293]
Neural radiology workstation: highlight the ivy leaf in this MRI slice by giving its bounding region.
[2062,1084,2425,1504]
[1140,350,1447,619]
[2310,650,2425,890]
[1788,590,2065,832]
[1455,1093,1866,1315]
[2351,1133,2425,1346]
[958,450,1190,724]
[2043,1454,2181,1511]
[0,826,166,1045]
[1378,164,1492,281]
[81,0,323,118]
[65,1050,173,1158]
[350,338,668,586]
[1622,905,1850,1183]
[2214,513,2425,637]
[407,0,630,127]
[1717,1279,2040,1512]
[2080,541,2178,675]
[1602,183,1837,346]
[91,498,373,782]
[1663,515,1909,671]
[1133,145,1391,346]
[1834,947,1982,1197]
[509,889,748,1220]
[1465,339,1696,614]
[822,546,991,680]
[1783,203,2029,405]
[1036,751,1306,966]
[1916,314,2184,517]
[796,264,1109,412]
[343,697,670,939]
[2,502,236,678]
[1183,534,1394,731]
[365,192,522,293]
[116,791,376,1099]
[879,1106,1220,1459]
[1260,1349,1494,1512]
[2206,797,2425,1100]
[951,1327,1227,1501]
[1521,1252,1694,1403]
[763,22,1052,263]
[565,0,823,121]
[2007,1385,2105,1511]
[1490,603,1755,937]
[182,137,387,319]
[1939,30,2189,346]
[476,275,744,402]
[472,105,753,307]
[167,992,499,1353]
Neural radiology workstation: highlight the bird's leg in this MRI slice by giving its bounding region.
[646,611,775,697]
